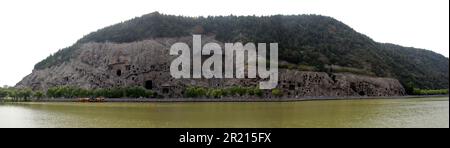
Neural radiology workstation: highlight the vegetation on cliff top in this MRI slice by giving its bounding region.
[33,12,449,89]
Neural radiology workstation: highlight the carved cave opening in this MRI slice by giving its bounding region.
[116,69,122,77]
[145,80,153,89]
[359,91,366,96]
[163,88,169,94]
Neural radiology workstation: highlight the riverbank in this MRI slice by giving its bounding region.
[1,95,448,103]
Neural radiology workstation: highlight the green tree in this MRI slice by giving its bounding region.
[185,87,207,98]
[0,88,8,98]
[16,89,33,101]
[272,89,283,97]
[125,86,149,98]
[33,91,45,99]
[207,89,225,98]
[7,89,17,99]
[403,82,415,95]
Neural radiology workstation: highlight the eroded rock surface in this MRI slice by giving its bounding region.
[16,37,406,98]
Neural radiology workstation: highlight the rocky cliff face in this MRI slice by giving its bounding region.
[16,37,406,98]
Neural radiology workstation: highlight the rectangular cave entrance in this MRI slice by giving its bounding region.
[163,88,170,94]
[289,85,295,90]
[145,80,153,89]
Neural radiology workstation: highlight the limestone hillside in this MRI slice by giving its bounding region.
[16,12,449,97]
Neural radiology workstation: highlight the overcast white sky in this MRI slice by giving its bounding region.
[0,0,448,86]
